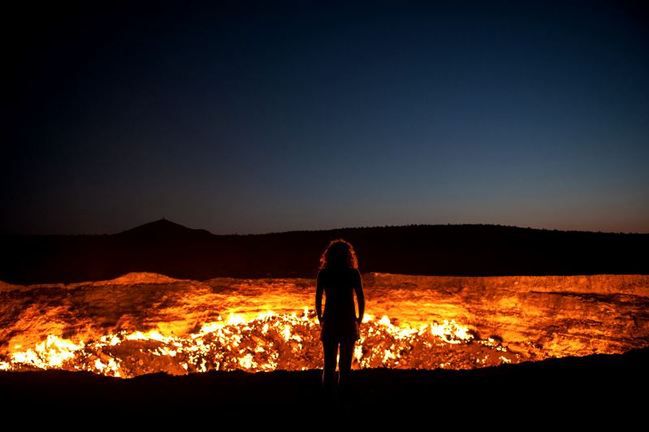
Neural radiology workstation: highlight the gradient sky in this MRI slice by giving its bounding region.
[4,1,649,234]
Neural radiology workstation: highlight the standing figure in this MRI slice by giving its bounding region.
[315,239,365,390]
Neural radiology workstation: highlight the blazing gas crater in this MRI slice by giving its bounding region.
[1,272,647,378]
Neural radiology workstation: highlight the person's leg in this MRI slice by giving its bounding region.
[338,339,355,388]
[321,338,338,389]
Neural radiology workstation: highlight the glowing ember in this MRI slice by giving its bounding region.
[1,272,647,378]
[2,311,507,377]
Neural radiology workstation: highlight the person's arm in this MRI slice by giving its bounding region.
[354,269,365,324]
[315,271,324,325]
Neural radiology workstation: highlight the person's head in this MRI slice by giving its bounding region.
[319,239,358,270]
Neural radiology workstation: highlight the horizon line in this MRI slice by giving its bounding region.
[3,219,648,237]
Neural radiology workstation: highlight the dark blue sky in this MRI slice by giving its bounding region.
[4,1,649,234]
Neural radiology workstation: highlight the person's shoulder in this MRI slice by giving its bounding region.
[349,267,361,279]
[347,268,362,288]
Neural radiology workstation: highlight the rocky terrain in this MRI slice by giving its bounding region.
[1,272,647,376]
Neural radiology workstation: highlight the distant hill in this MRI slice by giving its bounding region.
[118,219,213,239]
[1,220,648,284]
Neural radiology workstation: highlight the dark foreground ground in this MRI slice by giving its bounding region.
[1,348,647,424]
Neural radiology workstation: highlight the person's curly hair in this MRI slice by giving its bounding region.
[319,239,359,270]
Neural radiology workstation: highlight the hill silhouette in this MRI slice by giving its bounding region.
[119,218,213,239]
[1,220,648,284]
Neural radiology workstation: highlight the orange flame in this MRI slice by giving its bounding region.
[3,310,514,377]
[1,272,647,378]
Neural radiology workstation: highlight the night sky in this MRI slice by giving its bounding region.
[4,1,649,234]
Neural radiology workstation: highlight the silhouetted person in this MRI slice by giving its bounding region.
[315,239,365,392]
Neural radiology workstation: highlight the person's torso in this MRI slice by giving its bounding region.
[319,267,357,321]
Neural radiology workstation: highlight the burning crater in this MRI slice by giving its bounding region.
[1,272,648,377]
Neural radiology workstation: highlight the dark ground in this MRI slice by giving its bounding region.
[1,348,647,424]
[2,219,648,284]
